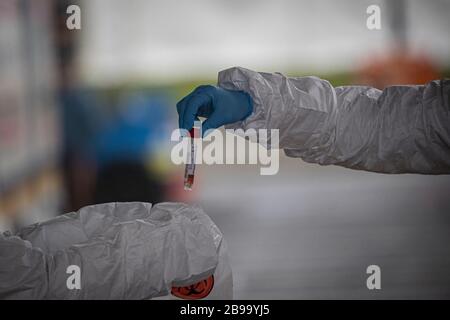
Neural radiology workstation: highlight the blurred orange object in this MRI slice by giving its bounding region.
[356,50,440,89]
[171,275,214,300]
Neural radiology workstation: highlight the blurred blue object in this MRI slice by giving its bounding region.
[94,93,170,167]
[60,88,102,158]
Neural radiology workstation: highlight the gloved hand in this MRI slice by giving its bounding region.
[176,85,253,136]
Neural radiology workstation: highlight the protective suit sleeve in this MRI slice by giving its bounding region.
[218,67,450,174]
[0,202,219,299]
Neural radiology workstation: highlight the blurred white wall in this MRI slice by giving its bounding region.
[79,0,450,85]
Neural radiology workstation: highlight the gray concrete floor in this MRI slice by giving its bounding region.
[191,154,450,299]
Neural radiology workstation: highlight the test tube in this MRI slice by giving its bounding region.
[184,125,199,191]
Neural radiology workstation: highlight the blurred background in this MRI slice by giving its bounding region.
[1,0,450,299]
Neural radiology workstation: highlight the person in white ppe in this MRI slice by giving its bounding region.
[177,67,450,174]
[2,67,448,300]
[0,202,230,299]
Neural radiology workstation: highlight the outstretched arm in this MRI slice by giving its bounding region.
[218,67,450,174]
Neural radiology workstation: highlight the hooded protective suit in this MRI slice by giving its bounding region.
[0,202,223,299]
[218,67,450,174]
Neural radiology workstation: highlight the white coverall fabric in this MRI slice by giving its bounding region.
[0,202,221,299]
[218,67,450,174]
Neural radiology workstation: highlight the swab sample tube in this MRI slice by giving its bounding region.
[184,125,199,191]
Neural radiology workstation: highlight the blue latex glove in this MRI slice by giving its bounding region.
[176,85,253,136]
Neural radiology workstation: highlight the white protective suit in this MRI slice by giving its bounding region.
[218,67,450,174]
[0,202,225,299]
